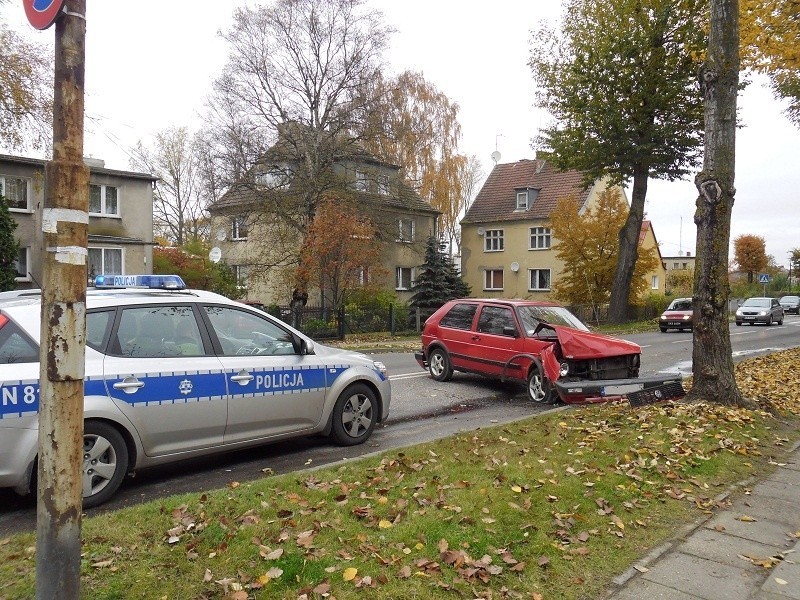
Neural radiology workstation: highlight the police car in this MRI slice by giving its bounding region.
[0,276,390,508]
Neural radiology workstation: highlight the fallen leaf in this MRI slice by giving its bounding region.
[343,567,358,581]
[737,515,757,522]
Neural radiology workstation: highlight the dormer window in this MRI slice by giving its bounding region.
[255,168,291,189]
[354,170,369,192]
[377,174,390,195]
[516,191,528,210]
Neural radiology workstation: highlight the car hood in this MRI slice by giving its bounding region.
[548,325,640,359]
[661,310,692,317]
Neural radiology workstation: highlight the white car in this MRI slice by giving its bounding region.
[0,275,390,507]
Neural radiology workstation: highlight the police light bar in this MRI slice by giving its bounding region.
[93,274,187,290]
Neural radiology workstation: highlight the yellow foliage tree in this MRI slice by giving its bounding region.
[740,0,800,124]
[549,189,660,306]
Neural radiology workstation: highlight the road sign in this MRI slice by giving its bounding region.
[22,0,65,30]
[758,273,770,284]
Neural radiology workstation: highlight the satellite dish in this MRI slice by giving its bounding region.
[477,227,485,236]
[491,150,501,164]
[510,261,520,272]
[209,247,222,263]
[216,228,227,241]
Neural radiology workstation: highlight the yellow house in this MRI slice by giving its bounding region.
[460,158,665,300]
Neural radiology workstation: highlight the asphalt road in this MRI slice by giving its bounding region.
[2,316,798,535]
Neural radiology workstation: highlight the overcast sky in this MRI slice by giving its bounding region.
[6,1,800,267]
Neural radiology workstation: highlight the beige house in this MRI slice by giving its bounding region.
[208,154,439,307]
[639,220,667,295]
[2,154,156,289]
[460,158,665,301]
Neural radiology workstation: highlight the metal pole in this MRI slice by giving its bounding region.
[36,2,88,598]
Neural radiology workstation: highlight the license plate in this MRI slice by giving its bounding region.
[667,321,682,326]
[744,316,755,320]
[602,383,644,396]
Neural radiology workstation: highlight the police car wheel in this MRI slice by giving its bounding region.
[82,421,129,509]
[330,383,376,446]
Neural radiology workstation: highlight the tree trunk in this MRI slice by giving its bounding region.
[608,166,647,323]
[686,0,747,406]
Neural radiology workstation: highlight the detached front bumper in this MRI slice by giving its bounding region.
[554,373,685,405]
[414,351,426,370]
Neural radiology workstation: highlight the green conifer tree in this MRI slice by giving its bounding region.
[0,195,20,291]
[410,236,470,309]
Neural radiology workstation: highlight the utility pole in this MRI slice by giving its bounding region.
[23,1,88,597]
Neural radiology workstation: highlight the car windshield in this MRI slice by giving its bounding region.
[516,305,589,334]
[780,296,799,303]
[742,298,771,308]
[667,299,692,311]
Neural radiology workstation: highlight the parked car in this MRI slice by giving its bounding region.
[659,297,694,332]
[779,295,800,315]
[414,299,682,405]
[735,297,784,326]
[0,275,390,507]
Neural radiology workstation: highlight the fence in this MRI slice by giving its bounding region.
[264,303,437,340]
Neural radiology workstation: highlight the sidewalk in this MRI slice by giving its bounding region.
[606,441,800,600]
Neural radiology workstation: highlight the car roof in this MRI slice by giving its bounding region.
[448,298,562,307]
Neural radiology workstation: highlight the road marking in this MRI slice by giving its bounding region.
[390,372,430,381]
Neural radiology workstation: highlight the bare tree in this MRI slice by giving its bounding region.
[208,0,391,224]
[0,15,53,152]
[129,127,206,246]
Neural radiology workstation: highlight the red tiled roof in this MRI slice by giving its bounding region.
[462,159,591,224]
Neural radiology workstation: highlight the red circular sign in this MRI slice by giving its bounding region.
[22,0,65,30]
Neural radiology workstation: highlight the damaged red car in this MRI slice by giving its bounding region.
[415,299,680,405]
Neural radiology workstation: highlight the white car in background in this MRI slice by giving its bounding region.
[0,276,390,507]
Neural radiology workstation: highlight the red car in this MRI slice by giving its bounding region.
[415,299,681,405]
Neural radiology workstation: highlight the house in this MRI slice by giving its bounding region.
[460,158,665,301]
[640,220,667,295]
[1,154,157,289]
[663,251,696,273]
[207,144,439,307]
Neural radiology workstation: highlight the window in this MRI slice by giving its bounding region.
[0,320,38,364]
[529,227,551,250]
[397,218,415,242]
[484,269,504,290]
[673,262,679,269]
[255,169,290,189]
[682,262,688,269]
[233,265,250,289]
[478,306,517,336]
[651,275,659,290]
[13,247,29,281]
[439,303,478,330]
[354,170,369,191]
[484,229,504,252]
[357,266,370,286]
[88,247,122,276]
[117,305,204,358]
[377,174,390,195]
[0,176,30,211]
[89,184,119,216]
[396,267,414,290]
[516,191,528,210]
[528,268,551,291]
[231,216,249,240]
[204,305,295,357]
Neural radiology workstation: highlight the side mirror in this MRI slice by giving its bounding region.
[502,325,519,338]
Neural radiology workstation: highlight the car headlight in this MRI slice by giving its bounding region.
[683,315,691,320]
[736,309,742,316]
[373,361,388,378]
[559,362,570,377]
[659,315,667,320]
[759,311,767,316]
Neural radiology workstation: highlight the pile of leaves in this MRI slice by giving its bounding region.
[1,349,799,599]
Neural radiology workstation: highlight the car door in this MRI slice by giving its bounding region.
[463,304,526,378]
[432,302,479,372]
[101,304,230,457]
[201,304,328,443]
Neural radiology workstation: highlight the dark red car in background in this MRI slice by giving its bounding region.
[415,299,682,405]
